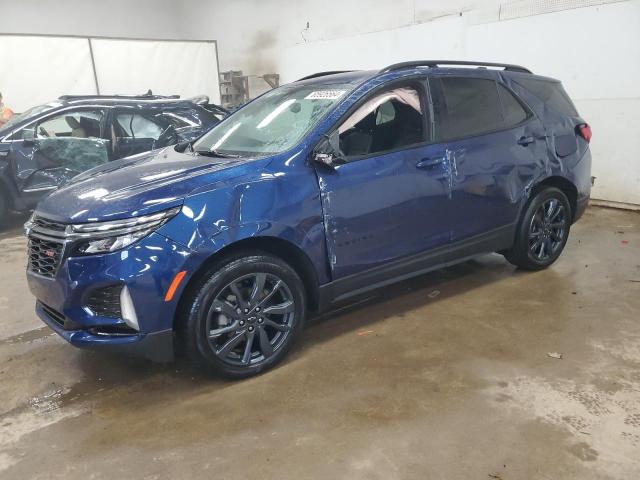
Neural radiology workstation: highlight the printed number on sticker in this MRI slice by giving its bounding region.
[305,90,346,100]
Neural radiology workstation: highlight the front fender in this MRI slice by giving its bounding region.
[157,163,330,285]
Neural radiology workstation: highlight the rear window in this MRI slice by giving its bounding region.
[514,77,578,116]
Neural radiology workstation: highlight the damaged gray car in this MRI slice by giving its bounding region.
[0,93,227,224]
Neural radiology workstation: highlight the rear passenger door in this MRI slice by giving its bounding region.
[428,75,546,249]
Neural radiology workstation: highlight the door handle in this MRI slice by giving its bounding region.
[517,135,535,146]
[416,157,445,169]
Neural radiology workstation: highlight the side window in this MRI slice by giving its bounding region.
[338,86,425,158]
[114,113,165,140]
[430,77,503,141]
[36,110,104,139]
[498,84,530,127]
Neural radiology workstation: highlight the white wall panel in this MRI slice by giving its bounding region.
[0,36,97,112]
[576,98,640,205]
[0,0,190,41]
[90,39,221,104]
[279,16,464,81]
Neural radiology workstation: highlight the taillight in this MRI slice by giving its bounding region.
[578,123,592,143]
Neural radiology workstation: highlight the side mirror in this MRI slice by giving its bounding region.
[312,131,345,168]
[174,140,191,153]
[313,151,341,166]
[21,128,36,147]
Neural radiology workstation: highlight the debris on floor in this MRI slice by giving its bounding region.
[547,352,563,359]
[428,289,440,298]
[356,330,375,336]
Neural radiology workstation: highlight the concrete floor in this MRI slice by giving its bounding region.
[0,206,638,479]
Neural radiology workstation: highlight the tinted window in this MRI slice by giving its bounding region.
[498,84,530,127]
[338,86,424,157]
[514,77,578,116]
[430,77,503,141]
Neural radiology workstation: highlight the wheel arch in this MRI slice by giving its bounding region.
[174,235,321,332]
[531,175,578,222]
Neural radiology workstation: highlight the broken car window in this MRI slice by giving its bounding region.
[194,83,354,157]
[32,137,110,172]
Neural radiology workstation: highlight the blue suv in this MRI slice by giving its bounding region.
[25,61,592,378]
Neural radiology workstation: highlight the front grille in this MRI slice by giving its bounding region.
[86,285,123,318]
[32,216,67,233]
[40,303,66,328]
[28,237,64,278]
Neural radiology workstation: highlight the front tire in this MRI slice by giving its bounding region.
[0,192,7,227]
[504,187,571,270]
[181,252,306,379]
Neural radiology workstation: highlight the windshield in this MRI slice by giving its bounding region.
[0,102,61,136]
[193,83,353,157]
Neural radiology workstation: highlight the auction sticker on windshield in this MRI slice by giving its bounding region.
[304,90,346,100]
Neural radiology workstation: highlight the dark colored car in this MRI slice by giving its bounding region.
[0,94,226,223]
[25,60,591,378]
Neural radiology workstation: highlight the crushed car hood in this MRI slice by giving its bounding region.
[34,147,247,223]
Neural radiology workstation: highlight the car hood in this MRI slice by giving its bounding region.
[35,147,247,223]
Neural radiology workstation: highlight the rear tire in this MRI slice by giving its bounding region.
[504,187,571,270]
[180,252,306,379]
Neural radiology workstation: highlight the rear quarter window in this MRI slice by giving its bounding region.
[497,84,530,127]
[514,77,578,116]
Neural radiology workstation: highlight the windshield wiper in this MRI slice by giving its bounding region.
[194,149,241,159]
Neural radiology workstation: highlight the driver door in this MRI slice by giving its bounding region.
[8,108,109,204]
[314,82,452,282]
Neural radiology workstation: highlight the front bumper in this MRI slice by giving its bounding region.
[27,232,193,362]
[36,301,174,362]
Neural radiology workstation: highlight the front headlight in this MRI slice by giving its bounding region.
[71,206,181,254]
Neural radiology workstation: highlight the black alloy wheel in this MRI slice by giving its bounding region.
[528,198,567,262]
[503,187,572,270]
[207,272,295,367]
[181,253,306,378]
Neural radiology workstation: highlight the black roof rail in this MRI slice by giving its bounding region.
[296,70,355,82]
[379,60,532,74]
[58,93,181,101]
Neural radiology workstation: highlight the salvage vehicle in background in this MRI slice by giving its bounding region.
[25,61,591,378]
[0,93,226,224]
